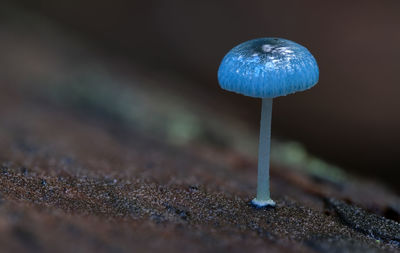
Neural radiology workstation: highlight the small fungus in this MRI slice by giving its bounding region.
[217,38,319,208]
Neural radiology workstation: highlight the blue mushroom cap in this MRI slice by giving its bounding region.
[217,38,319,98]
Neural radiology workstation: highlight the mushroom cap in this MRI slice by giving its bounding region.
[217,38,319,98]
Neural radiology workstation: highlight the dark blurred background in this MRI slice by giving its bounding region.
[1,0,400,189]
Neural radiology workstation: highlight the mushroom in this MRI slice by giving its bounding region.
[217,38,319,208]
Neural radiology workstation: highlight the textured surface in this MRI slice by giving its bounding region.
[327,198,400,244]
[1,76,400,253]
[217,38,319,98]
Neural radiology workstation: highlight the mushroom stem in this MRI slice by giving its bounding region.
[252,97,276,207]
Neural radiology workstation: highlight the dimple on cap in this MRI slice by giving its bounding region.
[217,38,319,98]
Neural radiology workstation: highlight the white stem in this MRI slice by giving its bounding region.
[252,97,275,207]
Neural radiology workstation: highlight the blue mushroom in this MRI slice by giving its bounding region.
[218,38,319,208]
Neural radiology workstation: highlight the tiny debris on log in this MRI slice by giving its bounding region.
[326,198,400,245]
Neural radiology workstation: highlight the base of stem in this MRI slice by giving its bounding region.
[251,198,276,208]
